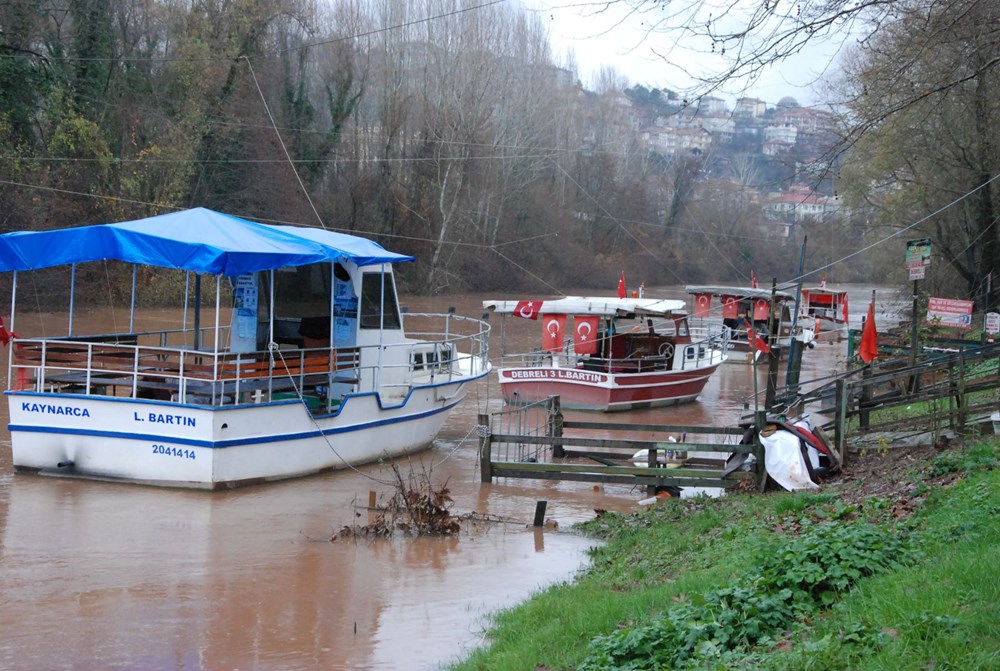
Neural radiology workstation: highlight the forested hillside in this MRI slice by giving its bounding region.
[1,0,995,304]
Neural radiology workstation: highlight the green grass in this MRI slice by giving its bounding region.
[449,439,1000,671]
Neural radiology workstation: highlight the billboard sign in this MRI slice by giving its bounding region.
[927,297,974,329]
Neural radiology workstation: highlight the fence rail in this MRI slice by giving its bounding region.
[776,341,1000,454]
[478,397,763,494]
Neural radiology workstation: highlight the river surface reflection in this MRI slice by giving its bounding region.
[0,286,882,670]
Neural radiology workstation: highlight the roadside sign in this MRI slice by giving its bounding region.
[986,312,1000,334]
[906,238,931,280]
[927,297,974,329]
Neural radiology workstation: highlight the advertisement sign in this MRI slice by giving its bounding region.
[927,297,974,329]
[906,238,931,280]
[985,312,1000,335]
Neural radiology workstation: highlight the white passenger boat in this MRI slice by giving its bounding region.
[482,296,728,411]
[1,208,491,489]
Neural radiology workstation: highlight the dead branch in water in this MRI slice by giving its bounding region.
[333,462,461,539]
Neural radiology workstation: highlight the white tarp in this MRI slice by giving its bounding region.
[759,425,820,491]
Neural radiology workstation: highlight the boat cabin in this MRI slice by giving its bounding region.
[801,282,849,324]
[686,285,795,347]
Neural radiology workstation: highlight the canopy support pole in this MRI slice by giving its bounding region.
[193,275,201,351]
[130,264,137,334]
[68,264,76,337]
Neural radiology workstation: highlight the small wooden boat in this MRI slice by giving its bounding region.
[1,208,491,489]
[481,296,729,411]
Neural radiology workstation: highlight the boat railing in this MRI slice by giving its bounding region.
[400,312,490,371]
[497,325,729,372]
[8,312,490,408]
[371,313,491,396]
[9,335,360,408]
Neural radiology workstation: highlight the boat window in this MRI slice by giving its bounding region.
[675,317,690,337]
[360,272,402,330]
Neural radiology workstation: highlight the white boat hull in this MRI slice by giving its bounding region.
[8,380,469,489]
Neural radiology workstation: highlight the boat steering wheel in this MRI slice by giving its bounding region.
[658,342,674,359]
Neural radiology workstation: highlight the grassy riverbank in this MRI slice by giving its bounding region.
[450,437,1000,670]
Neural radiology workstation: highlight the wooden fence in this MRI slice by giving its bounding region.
[477,342,1000,497]
[775,341,1000,454]
[478,397,760,494]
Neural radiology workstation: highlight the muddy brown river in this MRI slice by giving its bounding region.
[0,287,877,670]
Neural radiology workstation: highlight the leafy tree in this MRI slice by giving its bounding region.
[837,0,1000,307]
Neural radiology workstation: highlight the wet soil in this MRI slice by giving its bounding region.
[821,437,957,514]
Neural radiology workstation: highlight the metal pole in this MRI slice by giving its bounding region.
[785,236,807,388]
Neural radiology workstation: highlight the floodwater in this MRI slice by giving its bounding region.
[0,286,884,671]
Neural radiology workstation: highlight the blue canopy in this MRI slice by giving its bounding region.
[0,208,413,275]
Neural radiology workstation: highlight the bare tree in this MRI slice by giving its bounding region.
[836,0,1000,307]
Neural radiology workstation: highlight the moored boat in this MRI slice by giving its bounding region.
[1,208,491,489]
[685,285,798,360]
[801,279,850,341]
[481,296,729,411]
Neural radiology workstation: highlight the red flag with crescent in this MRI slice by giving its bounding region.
[744,318,770,354]
[721,295,739,319]
[573,315,600,355]
[513,300,543,320]
[694,293,711,318]
[0,314,15,347]
[541,314,566,352]
[753,298,769,321]
[617,272,626,299]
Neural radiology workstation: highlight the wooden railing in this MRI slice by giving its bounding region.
[771,341,1000,459]
[478,396,759,494]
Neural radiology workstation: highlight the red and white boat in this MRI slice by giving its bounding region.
[801,279,849,341]
[801,280,849,325]
[482,297,729,411]
[686,285,797,358]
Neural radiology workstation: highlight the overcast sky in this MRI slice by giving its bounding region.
[528,0,849,108]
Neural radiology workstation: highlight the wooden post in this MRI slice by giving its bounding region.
[909,279,921,393]
[754,409,767,491]
[835,378,848,464]
[478,412,493,483]
[957,353,967,431]
[533,500,548,527]
[765,280,780,409]
[549,395,565,458]
[859,366,872,431]
[647,447,658,496]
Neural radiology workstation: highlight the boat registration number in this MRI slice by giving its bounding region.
[152,444,196,460]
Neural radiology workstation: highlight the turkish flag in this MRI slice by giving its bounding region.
[0,315,15,347]
[574,315,600,355]
[513,300,543,320]
[617,272,626,299]
[744,318,770,354]
[859,300,878,363]
[753,298,769,320]
[694,293,711,318]
[721,295,739,319]
[541,314,566,352]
